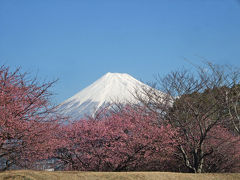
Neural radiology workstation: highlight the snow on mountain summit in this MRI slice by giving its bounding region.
[57,72,153,119]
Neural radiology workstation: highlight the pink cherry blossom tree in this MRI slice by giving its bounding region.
[55,105,178,171]
[0,66,60,171]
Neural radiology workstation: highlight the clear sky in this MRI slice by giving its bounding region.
[1,0,240,104]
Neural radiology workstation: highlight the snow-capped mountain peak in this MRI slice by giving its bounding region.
[57,72,152,119]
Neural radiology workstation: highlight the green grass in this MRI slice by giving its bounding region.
[0,170,239,180]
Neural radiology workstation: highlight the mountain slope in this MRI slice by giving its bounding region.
[57,72,157,119]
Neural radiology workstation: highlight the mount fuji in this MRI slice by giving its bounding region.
[57,72,159,119]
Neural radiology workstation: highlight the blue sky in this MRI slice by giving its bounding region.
[1,0,240,104]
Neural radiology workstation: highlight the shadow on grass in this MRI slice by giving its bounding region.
[3,175,32,180]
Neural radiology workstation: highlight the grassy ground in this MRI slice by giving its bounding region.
[0,170,239,180]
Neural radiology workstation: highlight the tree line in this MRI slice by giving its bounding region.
[0,63,239,173]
